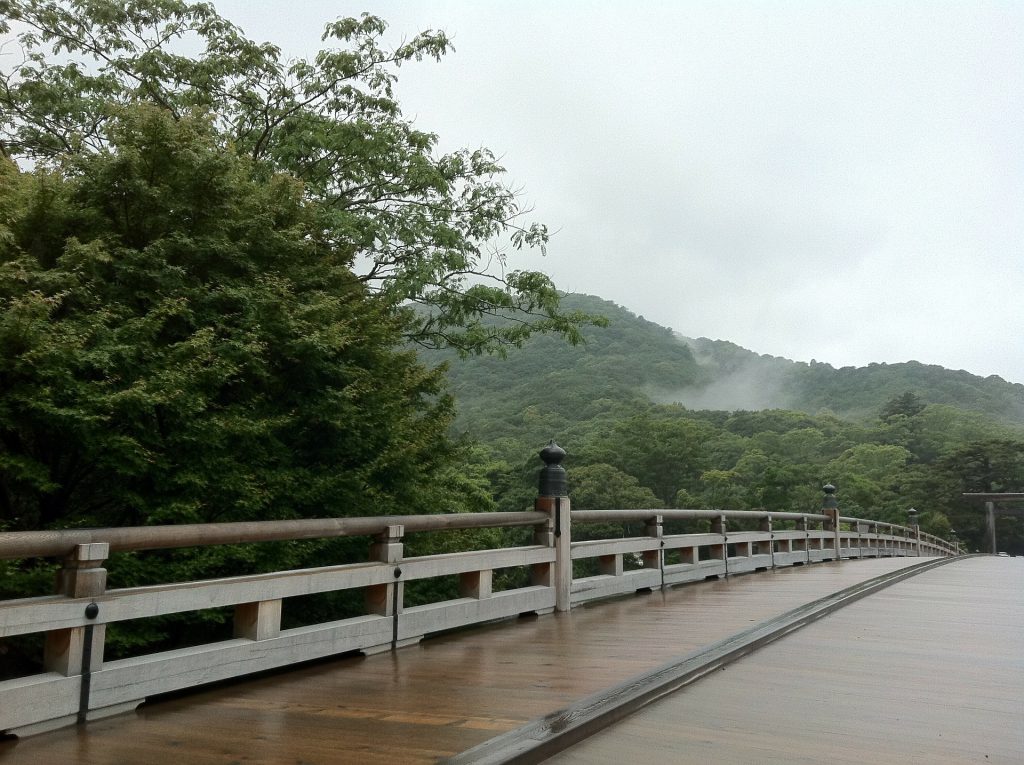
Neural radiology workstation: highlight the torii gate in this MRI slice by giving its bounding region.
[961,493,1024,554]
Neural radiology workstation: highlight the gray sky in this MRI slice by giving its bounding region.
[226,2,1023,382]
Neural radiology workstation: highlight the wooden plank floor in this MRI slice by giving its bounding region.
[550,556,1024,765]
[0,557,928,764]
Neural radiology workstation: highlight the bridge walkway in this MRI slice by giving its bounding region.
[551,555,1023,764]
[0,557,952,764]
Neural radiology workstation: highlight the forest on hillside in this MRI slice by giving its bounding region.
[422,294,1024,557]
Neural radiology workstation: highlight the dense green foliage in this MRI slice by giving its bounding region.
[0,0,598,356]
[1,109,457,532]
[0,105,476,660]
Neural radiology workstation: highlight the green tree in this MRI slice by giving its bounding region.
[0,108,457,534]
[906,439,1024,552]
[569,463,664,511]
[934,439,1024,495]
[577,410,716,506]
[732,449,819,512]
[821,443,913,518]
[0,107,503,663]
[0,0,597,356]
[565,463,663,556]
[826,443,912,483]
[879,391,926,422]
[696,469,744,510]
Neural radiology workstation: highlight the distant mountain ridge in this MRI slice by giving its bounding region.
[680,335,1024,423]
[423,293,1024,431]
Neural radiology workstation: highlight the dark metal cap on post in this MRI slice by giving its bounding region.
[538,440,568,497]
[821,483,838,510]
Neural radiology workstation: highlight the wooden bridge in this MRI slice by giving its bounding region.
[2,446,1017,763]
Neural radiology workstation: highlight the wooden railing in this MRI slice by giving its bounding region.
[0,512,555,736]
[567,508,958,604]
[0,450,959,738]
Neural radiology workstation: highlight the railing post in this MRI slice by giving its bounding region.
[643,515,665,589]
[598,552,623,577]
[907,508,921,556]
[822,484,840,561]
[537,441,571,612]
[711,514,728,576]
[984,502,997,554]
[366,524,404,617]
[758,514,774,569]
[642,515,663,568]
[44,543,108,677]
[459,568,493,600]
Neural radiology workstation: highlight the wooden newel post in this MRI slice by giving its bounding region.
[643,515,664,574]
[985,501,997,554]
[822,484,841,560]
[366,524,404,617]
[711,514,728,575]
[45,543,108,677]
[537,440,571,612]
[759,515,775,567]
[907,507,921,556]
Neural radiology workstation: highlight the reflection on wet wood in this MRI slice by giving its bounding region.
[551,556,1023,765]
[0,558,929,764]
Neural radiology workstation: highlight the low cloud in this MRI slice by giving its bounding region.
[651,337,796,412]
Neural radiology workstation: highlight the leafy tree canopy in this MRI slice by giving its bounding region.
[0,0,598,355]
[879,390,925,422]
[0,106,457,531]
[1,104,496,661]
[568,463,663,512]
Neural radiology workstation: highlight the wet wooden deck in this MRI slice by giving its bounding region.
[551,555,1023,765]
[2,557,1009,764]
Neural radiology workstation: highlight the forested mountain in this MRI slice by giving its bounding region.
[424,294,705,444]
[420,293,1024,556]
[685,336,1024,424]
[426,293,1024,436]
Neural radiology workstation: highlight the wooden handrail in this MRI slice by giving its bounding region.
[0,511,548,560]
[0,508,956,563]
[572,509,830,524]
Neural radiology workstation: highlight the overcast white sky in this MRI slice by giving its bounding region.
[227,2,1022,382]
